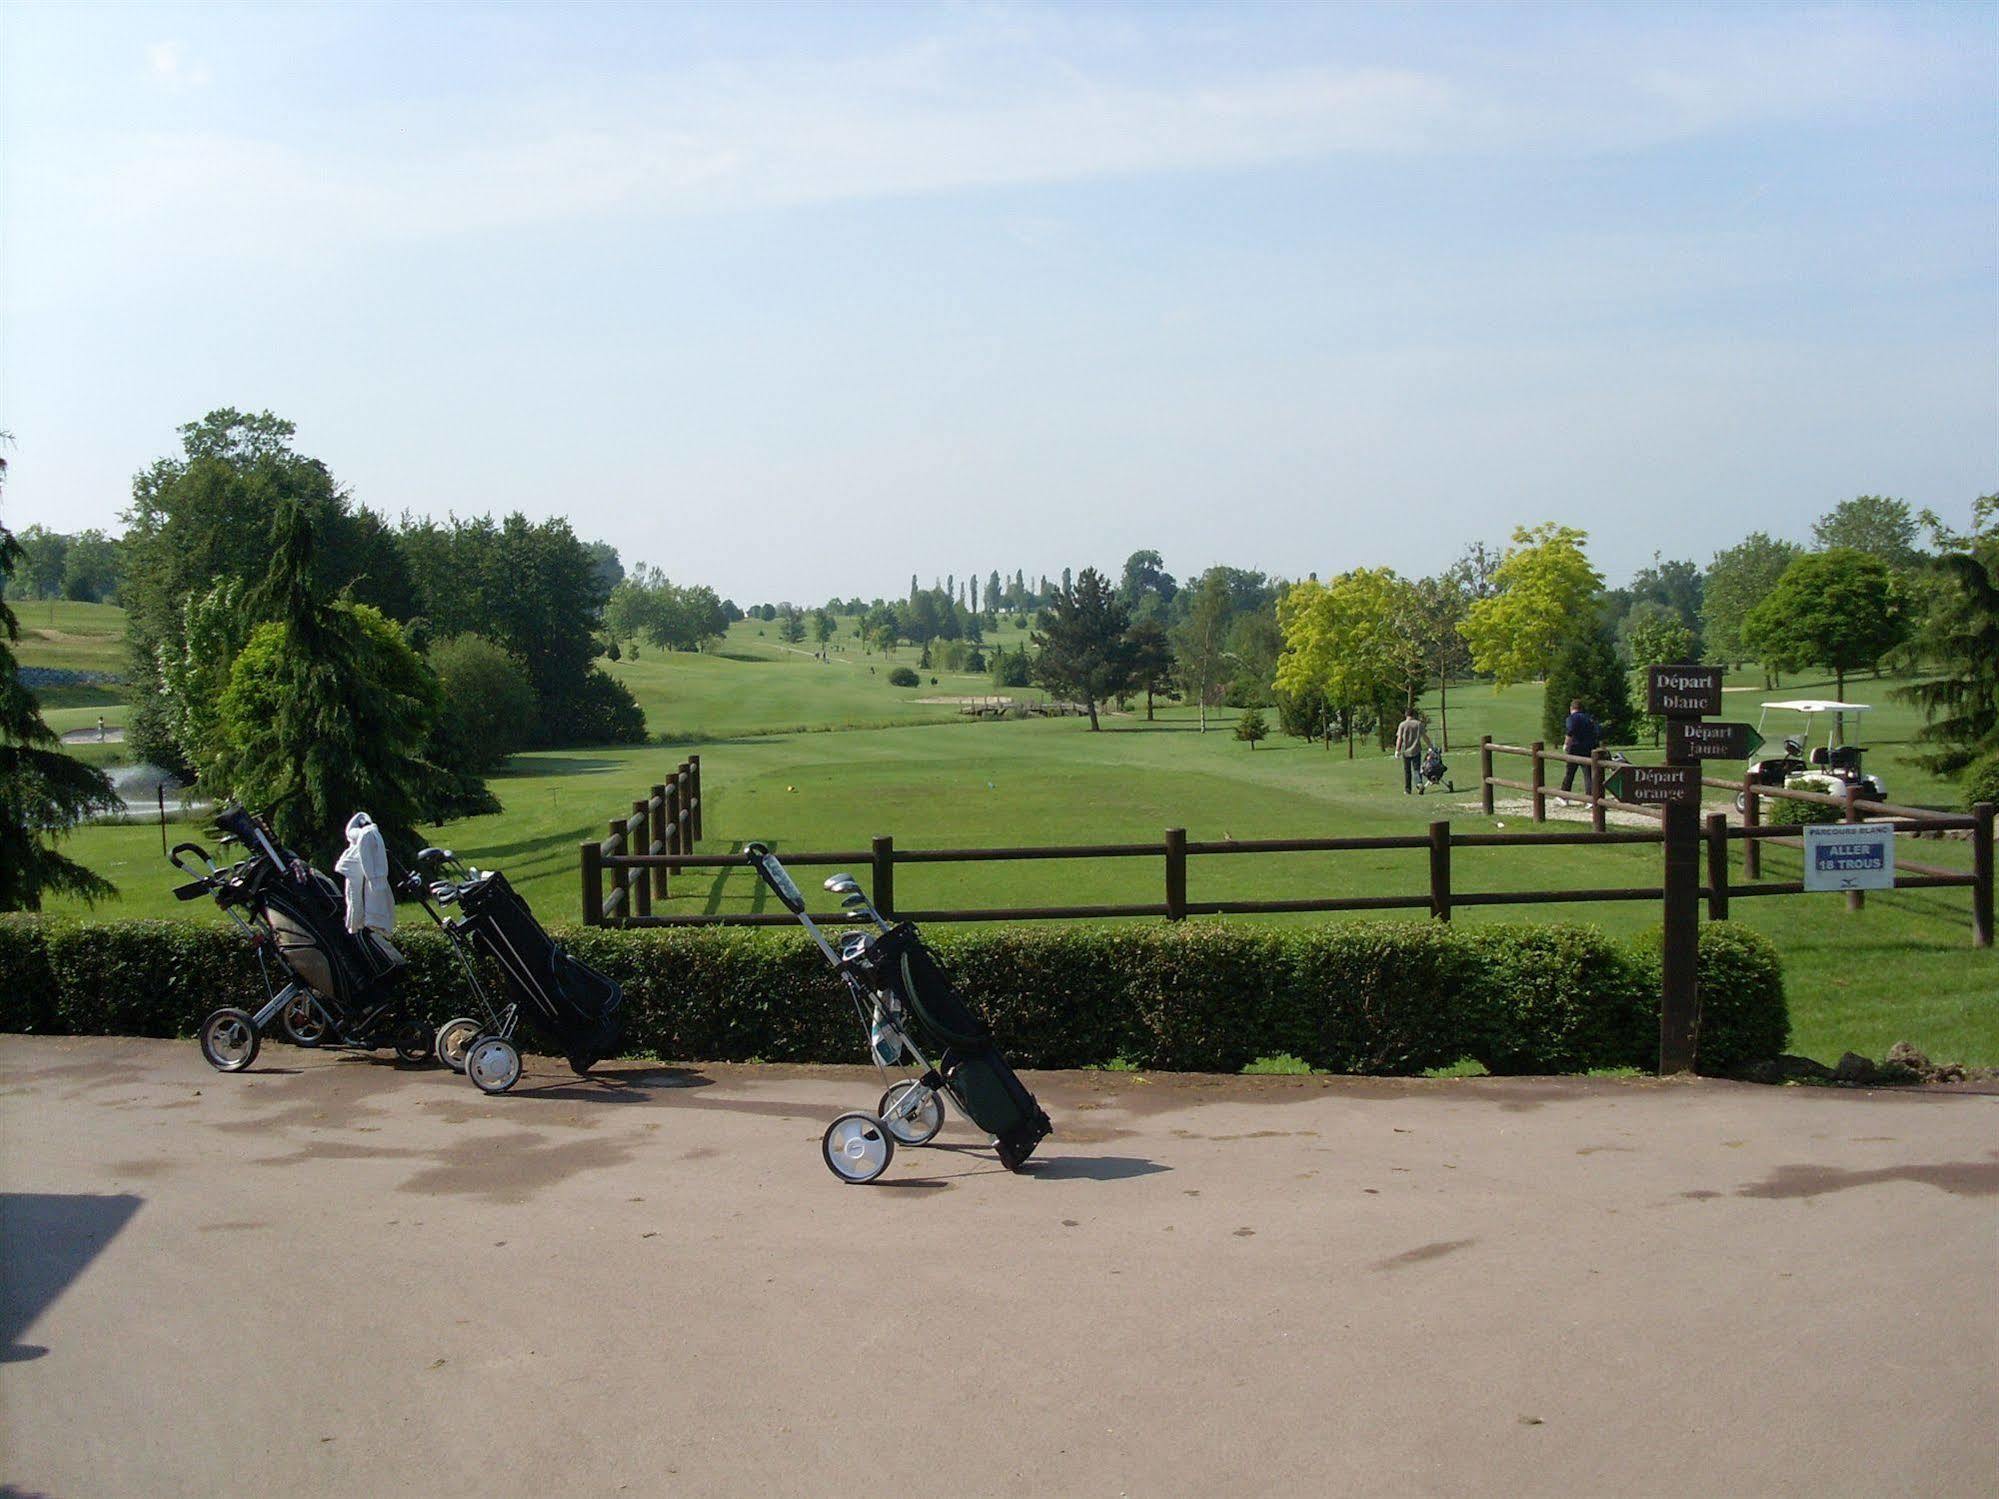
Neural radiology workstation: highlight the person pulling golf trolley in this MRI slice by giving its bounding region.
[746,844,1052,1184]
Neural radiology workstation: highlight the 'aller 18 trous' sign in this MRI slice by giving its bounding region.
[1646,665,1724,718]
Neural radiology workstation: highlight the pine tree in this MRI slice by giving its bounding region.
[1031,568,1132,731]
[0,442,120,909]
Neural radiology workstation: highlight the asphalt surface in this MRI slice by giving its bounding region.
[2,1036,1994,1498]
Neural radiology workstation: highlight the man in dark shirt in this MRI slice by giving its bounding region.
[1561,698,1599,795]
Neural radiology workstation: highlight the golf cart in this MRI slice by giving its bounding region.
[1735,700,1887,812]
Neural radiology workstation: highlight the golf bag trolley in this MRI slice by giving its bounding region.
[403,847,624,1095]
[746,844,1052,1185]
[172,806,435,1074]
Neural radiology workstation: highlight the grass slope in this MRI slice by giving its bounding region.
[24,606,1994,1065]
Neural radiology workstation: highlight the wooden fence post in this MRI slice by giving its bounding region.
[1742,780,1760,881]
[580,840,603,926]
[1429,820,1451,922]
[650,784,669,899]
[631,802,652,918]
[1480,736,1495,816]
[1589,749,1607,834]
[662,781,680,902]
[1972,802,1993,950]
[1164,828,1187,921]
[677,763,693,853]
[1705,812,1729,920]
[688,754,702,841]
[1844,782,1864,913]
[606,819,628,924]
[1530,741,1546,824]
[872,835,896,919]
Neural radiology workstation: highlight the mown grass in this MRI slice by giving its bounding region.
[25,604,1994,1065]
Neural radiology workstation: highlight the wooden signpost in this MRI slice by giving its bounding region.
[1666,720,1764,762]
[1642,665,1724,1073]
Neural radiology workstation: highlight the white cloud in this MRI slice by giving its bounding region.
[145,39,211,91]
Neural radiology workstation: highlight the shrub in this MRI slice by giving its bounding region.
[887,666,919,688]
[570,666,647,744]
[1767,775,1842,826]
[1962,750,1999,812]
[0,916,1788,1076]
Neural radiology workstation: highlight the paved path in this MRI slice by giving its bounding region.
[2,1037,1994,1497]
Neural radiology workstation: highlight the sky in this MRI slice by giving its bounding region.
[1,1,1994,604]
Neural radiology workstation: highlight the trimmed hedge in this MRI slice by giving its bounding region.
[0,916,1787,1076]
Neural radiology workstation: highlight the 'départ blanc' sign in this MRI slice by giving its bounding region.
[1646,666,1724,718]
[1801,824,1896,892]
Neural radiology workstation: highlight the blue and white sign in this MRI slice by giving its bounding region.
[1801,824,1896,892]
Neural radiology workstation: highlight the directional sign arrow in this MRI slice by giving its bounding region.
[1604,763,1702,805]
[1666,720,1766,761]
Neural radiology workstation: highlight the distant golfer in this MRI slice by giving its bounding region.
[96,715,106,742]
[1394,708,1429,794]
[1561,698,1599,795]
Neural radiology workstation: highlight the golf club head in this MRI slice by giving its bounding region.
[823,873,860,894]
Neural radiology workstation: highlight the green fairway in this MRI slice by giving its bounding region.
[26,608,1993,1067]
[9,599,130,675]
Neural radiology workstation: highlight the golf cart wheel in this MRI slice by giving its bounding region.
[281,994,327,1048]
[393,1021,433,1065]
[821,1112,895,1184]
[199,1008,261,1072]
[877,1081,945,1147]
[465,1036,522,1095]
[435,1016,482,1073]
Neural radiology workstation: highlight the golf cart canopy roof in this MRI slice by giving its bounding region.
[1760,700,1871,714]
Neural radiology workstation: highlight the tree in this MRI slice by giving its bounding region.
[61,530,123,603]
[812,608,835,646]
[1624,603,1698,745]
[1540,620,1636,747]
[1461,524,1603,686]
[0,440,121,909]
[1125,617,1177,721]
[1223,610,1283,707]
[1627,556,1704,644]
[1408,572,1471,748]
[778,605,806,644]
[1276,569,1422,757]
[1170,569,1233,732]
[1703,533,1801,675]
[203,502,446,866]
[1742,548,1909,700]
[1897,496,1998,778]
[428,634,536,775]
[1032,568,1132,731]
[1118,549,1177,617]
[1234,706,1269,750]
[1812,495,1923,569]
[15,525,68,599]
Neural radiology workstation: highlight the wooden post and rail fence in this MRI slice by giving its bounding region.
[580,742,1993,1074]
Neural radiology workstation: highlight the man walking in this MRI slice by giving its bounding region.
[1394,707,1428,794]
[1561,698,1599,798]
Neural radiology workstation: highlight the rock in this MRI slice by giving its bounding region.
[1833,1051,1877,1084]
[1770,1054,1835,1083]
[1885,1041,1931,1073]
[1873,1061,1921,1085]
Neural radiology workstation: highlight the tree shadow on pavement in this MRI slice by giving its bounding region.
[0,1193,143,1363]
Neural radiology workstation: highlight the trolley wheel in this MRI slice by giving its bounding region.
[281,994,327,1048]
[434,1016,482,1073]
[1734,791,1748,813]
[465,1036,522,1095]
[199,1008,261,1072]
[821,1112,894,1184]
[877,1081,945,1146]
[393,1021,433,1065]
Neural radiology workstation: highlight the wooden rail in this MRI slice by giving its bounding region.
[579,755,1992,952]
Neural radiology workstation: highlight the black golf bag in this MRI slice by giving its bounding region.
[843,922,1052,1168]
[452,869,623,1071]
